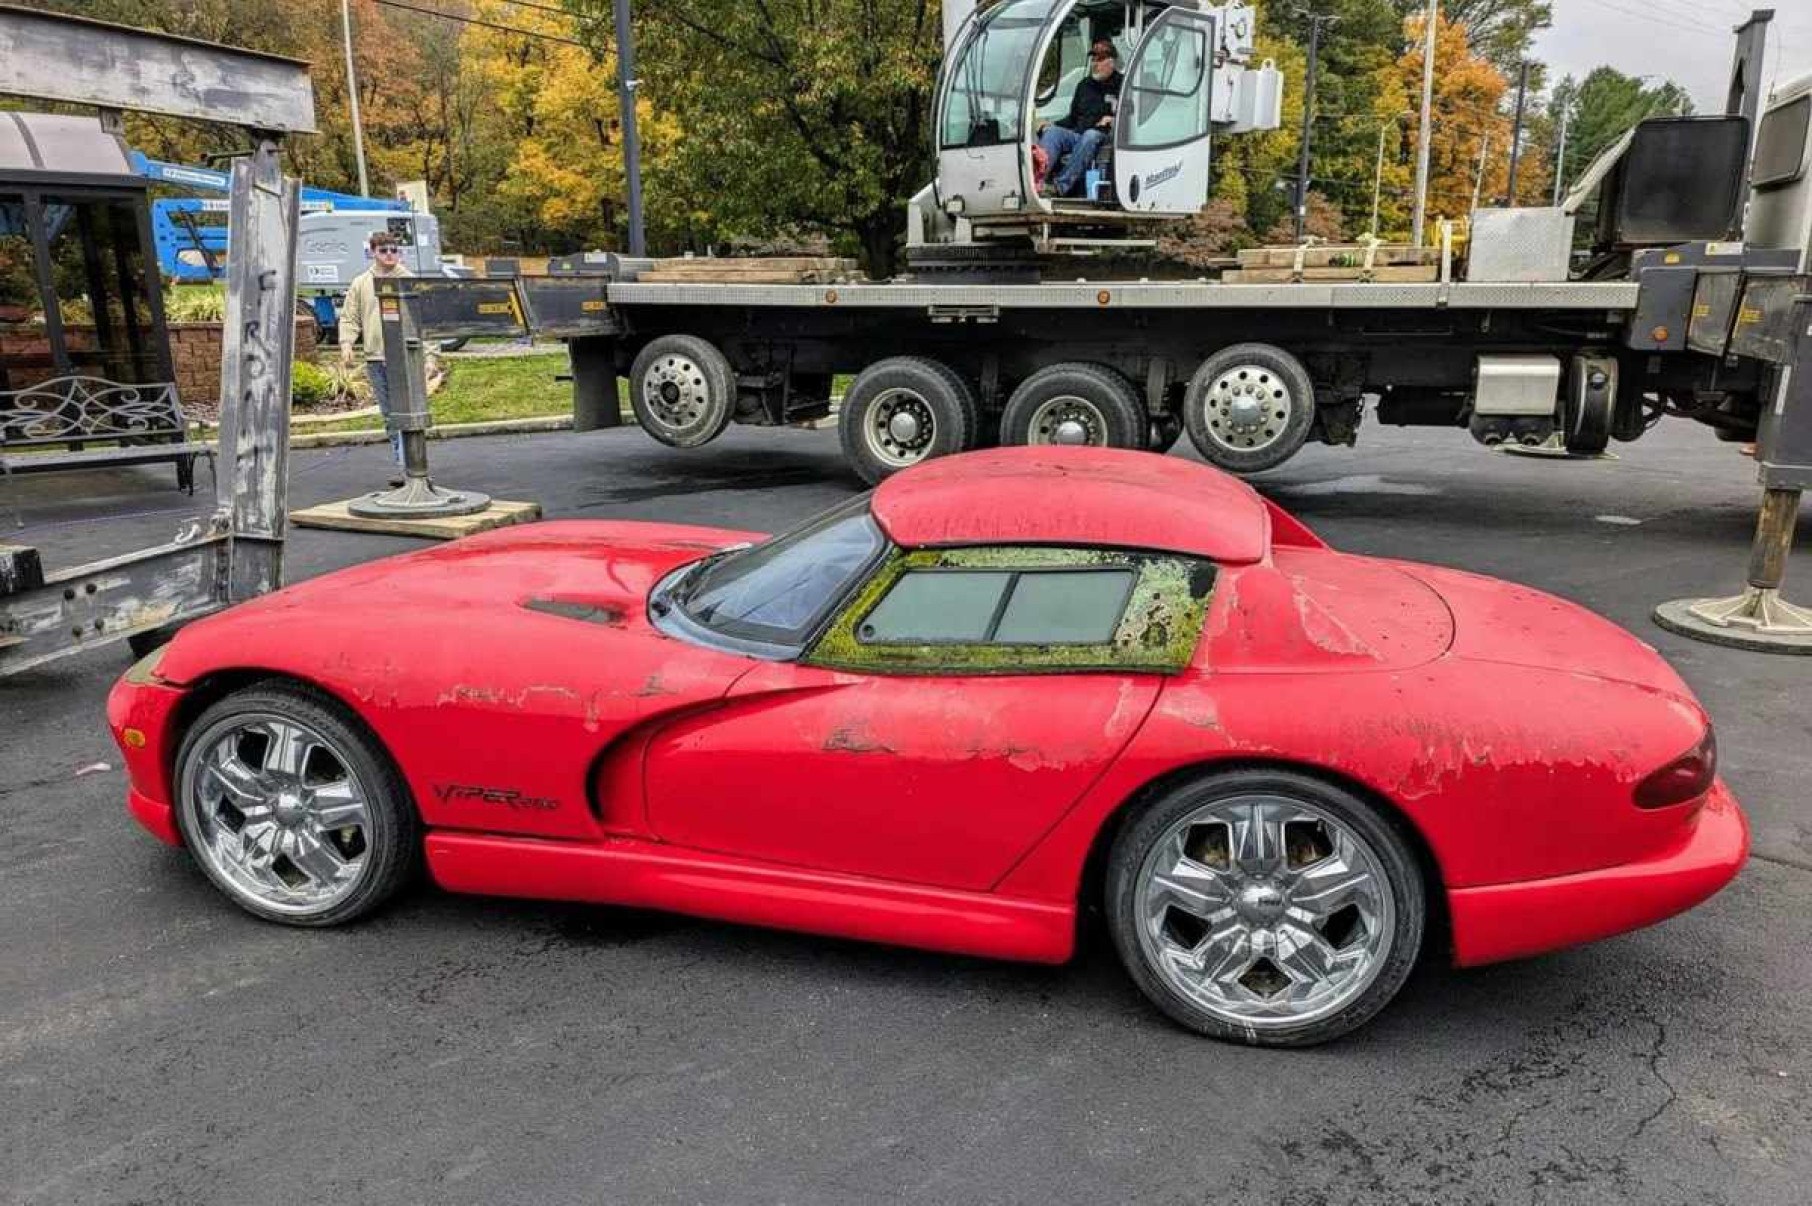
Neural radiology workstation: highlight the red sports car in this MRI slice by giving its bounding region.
[107,448,1747,1046]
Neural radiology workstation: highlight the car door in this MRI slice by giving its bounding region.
[643,546,1214,891]
[1114,6,1215,213]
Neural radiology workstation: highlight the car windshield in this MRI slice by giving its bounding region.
[675,495,885,648]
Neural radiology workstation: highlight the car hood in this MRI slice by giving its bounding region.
[154,520,762,682]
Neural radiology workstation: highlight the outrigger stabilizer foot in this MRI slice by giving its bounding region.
[1655,487,1812,654]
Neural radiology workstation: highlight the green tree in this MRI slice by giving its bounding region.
[1550,68,1693,198]
[587,0,940,275]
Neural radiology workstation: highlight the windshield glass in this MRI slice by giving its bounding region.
[941,0,1063,149]
[676,495,885,648]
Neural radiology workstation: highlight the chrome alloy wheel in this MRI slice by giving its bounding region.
[1026,395,1106,446]
[1202,364,1293,454]
[864,388,938,468]
[640,353,713,431]
[1134,795,1395,1029]
[180,716,373,916]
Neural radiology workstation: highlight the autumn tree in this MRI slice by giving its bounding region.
[587,0,941,275]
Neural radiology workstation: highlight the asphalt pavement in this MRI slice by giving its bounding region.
[2,418,1809,1204]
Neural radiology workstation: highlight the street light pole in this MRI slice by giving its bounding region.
[614,0,646,256]
[1506,59,1529,204]
[340,0,371,198]
[1292,9,1336,242]
[1411,0,1437,245]
[1551,106,1570,205]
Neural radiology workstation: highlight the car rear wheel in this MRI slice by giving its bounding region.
[838,356,978,485]
[1001,362,1146,449]
[1106,768,1425,1046]
[628,334,737,448]
[1183,343,1316,473]
[173,682,419,927]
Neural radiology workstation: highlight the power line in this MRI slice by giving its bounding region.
[370,0,591,46]
[1571,0,1701,38]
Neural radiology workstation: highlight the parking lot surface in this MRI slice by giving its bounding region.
[3,421,1809,1204]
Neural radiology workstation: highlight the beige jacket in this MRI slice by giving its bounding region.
[338,263,412,362]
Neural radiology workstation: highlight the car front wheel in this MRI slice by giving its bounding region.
[1106,768,1425,1046]
[173,682,420,927]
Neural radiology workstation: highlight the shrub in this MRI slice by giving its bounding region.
[163,284,226,322]
[290,360,334,406]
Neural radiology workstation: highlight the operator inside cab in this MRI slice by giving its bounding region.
[1036,38,1124,199]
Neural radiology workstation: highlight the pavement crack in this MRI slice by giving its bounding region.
[1630,1015,1678,1141]
[1750,849,1812,875]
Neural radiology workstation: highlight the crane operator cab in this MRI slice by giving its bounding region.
[924,0,1281,246]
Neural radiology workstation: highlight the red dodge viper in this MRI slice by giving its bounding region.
[108,448,1747,1045]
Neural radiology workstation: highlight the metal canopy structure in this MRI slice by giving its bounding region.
[0,112,141,184]
[0,6,309,675]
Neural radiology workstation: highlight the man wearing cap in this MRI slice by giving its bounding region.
[339,230,413,465]
[1035,39,1124,198]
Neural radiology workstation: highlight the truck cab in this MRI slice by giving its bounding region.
[931,0,1279,239]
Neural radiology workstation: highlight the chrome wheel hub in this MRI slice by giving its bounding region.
[641,354,711,429]
[1135,795,1394,1028]
[865,389,937,467]
[1204,365,1292,452]
[182,717,373,915]
[1028,395,1105,446]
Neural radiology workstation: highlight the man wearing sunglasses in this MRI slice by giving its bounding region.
[1035,39,1124,199]
[339,230,414,466]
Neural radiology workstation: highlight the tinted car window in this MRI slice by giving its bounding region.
[678,497,884,646]
[994,569,1134,643]
[860,571,1012,642]
[860,568,1135,646]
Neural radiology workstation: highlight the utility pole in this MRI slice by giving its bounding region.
[1369,122,1387,235]
[1551,106,1570,205]
[1292,8,1337,242]
[1411,0,1437,245]
[340,0,371,197]
[1506,60,1529,204]
[613,0,646,256]
[1471,130,1489,212]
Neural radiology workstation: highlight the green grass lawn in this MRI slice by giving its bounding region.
[299,358,853,435]
[304,354,588,433]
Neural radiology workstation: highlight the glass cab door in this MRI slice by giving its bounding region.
[1114,6,1215,214]
[935,0,1066,218]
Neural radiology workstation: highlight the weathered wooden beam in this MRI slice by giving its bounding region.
[0,543,45,597]
[0,3,317,133]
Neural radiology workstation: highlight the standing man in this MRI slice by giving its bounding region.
[339,229,412,465]
[1036,39,1124,198]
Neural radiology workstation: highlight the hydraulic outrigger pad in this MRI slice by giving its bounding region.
[1654,487,1812,654]
[346,280,495,520]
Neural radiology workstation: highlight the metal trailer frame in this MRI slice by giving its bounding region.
[0,5,313,677]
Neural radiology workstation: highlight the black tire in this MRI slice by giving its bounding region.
[1000,361,1147,449]
[1105,767,1426,1047]
[172,681,421,927]
[1183,343,1317,473]
[1560,374,1613,455]
[838,356,979,485]
[628,334,737,448]
[436,337,469,353]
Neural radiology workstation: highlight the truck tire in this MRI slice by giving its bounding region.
[839,357,978,485]
[1184,344,1316,473]
[628,334,737,448]
[1000,362,1146,449]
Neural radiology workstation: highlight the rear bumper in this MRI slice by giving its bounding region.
[1448,779,1748,967]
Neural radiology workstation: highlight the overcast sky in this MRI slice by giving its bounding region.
[1532,0,1812,110]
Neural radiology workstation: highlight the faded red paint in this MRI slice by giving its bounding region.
[107,453,1746,971]
[872,446,1271,562]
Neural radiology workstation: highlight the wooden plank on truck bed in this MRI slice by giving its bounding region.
[1223,264,1441,284]
[636,256,862,284]
[1236,245,1437,268]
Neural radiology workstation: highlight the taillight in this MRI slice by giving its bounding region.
[1634,727,1717,809]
